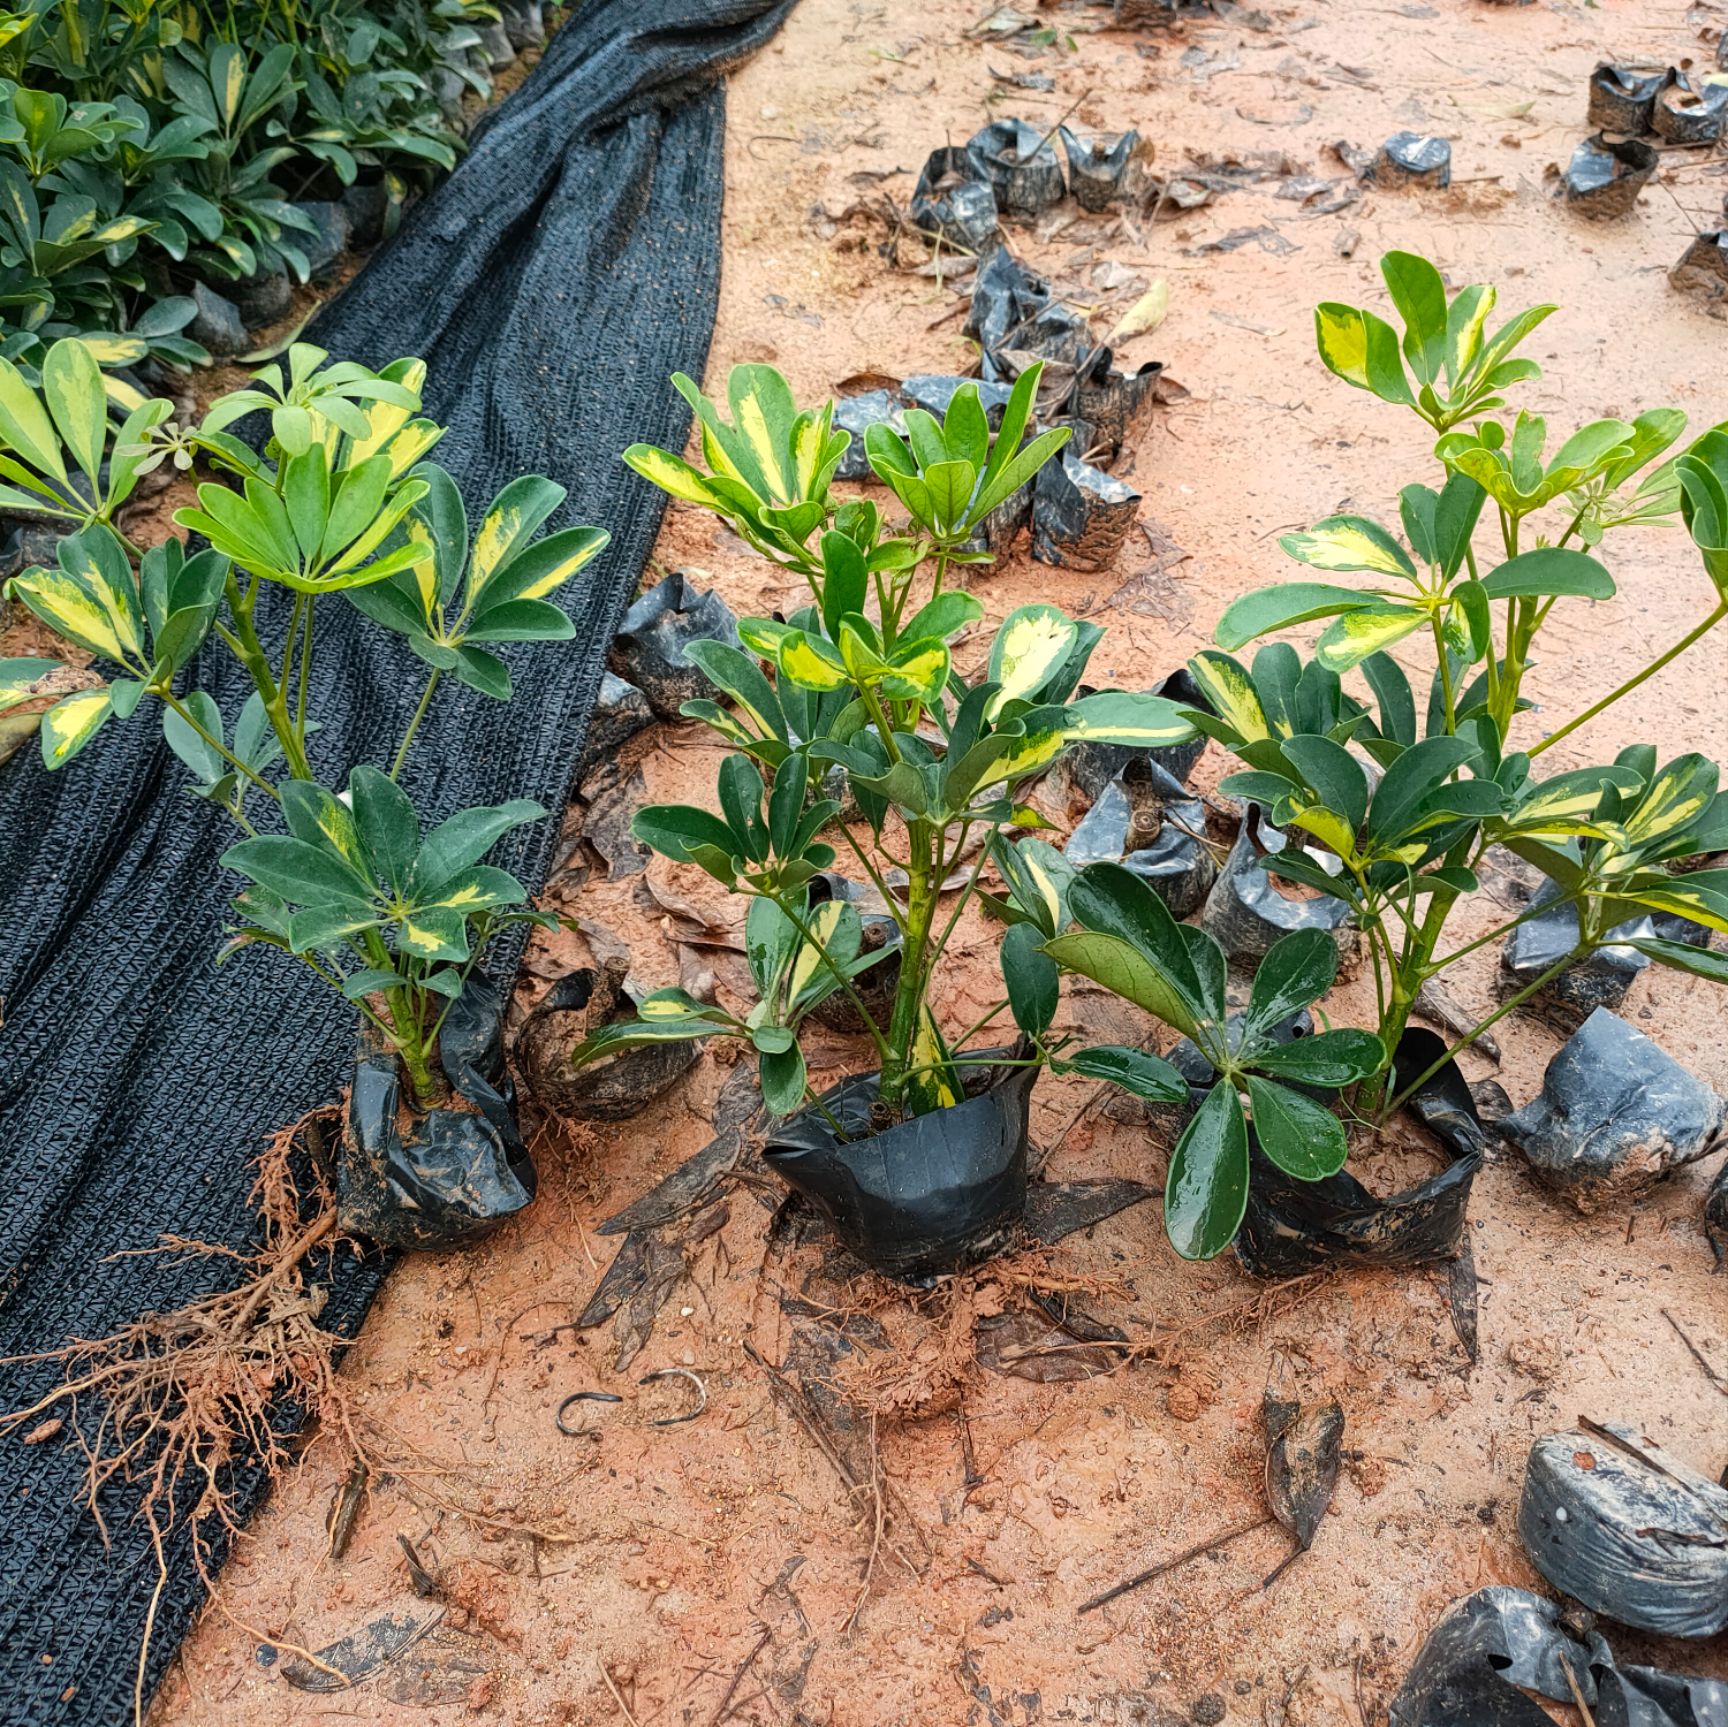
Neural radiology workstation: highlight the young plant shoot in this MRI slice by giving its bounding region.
[0,338,609,1106]
[582,361,1198,1149]
[1057,250,1728,1252]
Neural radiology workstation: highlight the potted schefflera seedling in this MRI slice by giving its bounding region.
[1050,250,1728,1269]
[0,341,611,1250]
[573,363,1201,1279]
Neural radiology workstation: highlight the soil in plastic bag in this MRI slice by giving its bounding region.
[1235,1028,1486,1276]
[763,1054,1035,1281]
[1064,756,1215,918]
[515,961,702,1122]
[338,971,537,1251]
[1518,1418,1728,1640]
[1389,1585,1728,1727]
[1500,1007,1727,1213]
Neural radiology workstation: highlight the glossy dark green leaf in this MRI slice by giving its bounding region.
[759,1042,808,1117]
[1066,861,1212,1018]
[1243,929,1338,1048]
[1248,1028,1385,1087]
[1165,1081,1250,1261]
[1001,919,1059,1038]
[1247,1076,1348,1180]
[1063,1044,1188,1103]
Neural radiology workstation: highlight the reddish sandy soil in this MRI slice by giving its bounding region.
[147,1,1728,1724]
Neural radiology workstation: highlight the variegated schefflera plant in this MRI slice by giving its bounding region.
[0,337,609,1104]
[1051,249,1728,1257]
[573,361,1206,1129]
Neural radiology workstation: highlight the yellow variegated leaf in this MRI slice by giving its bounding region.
[1188,652,1269,745]
[11,567,140,666]
[778,634,850,691]
[77,334,148,366]
[988,728,1066,784]
[907,1006,959,1112]
[1023,847,1064,929]
[379,419,443,480]
[1313,605,1425,672]
[406,516,439,622]
[396,916,462,958]
[878,640,949,702]
[1286,804,1357,862]
[791,413,825,497]
[1279,515,1415,579]
[986,605,1078,718]
[623,443,723,509]
[788,899,845,1000]
[1314,304,1368,387]
[512,531,608,600]
[1622,762,1715,848]
[735,381,789,502]
[39,687,112,765]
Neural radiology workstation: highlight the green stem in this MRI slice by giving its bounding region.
[390,669,441,781]
[1425,894,1581,974]
[296,593,315,743]
[879,819,939,1110]
[1527,602,1728,762]
[1380,943,1587,1121]
[950,998,1009,1052]
[221,573,313,780]
[1431,613,1457,736]
[157,690,279,798]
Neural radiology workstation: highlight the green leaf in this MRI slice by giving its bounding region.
[1165,1081,1250,1260]
[1214,583,1374,652]
[1282,735,1369,837]
[1380,250,1449,386]
[1248,1028,1385,1087]
[410,798,544,889]
[1062,1044,1188,1102]
[349,764,418,893]
[1242,929,1338,1048]
[1001,920,1059,1038]
[1366,735,1481,845]
[1313,303,1412,407]
[222,835,375,907]
[633,802,741,870]
[903,590,983,644]
[1480,548,1614,601]
[1247,1076,1348,1180]
[1280,516,1417,581]
[1623,935,1728,985]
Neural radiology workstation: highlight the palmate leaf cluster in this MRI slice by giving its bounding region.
[0,0,503,371]
[1179,249,1728,1131]
[594,360,1204,1127]
[0,335,606,1099]
[603,252,1728,1267]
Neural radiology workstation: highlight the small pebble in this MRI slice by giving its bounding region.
[1192,1694,1227,1725]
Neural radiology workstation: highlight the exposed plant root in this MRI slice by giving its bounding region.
[1,1106,583,1721]
[0,1109,362,1721]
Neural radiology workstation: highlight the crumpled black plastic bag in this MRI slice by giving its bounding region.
[1236,1028,1486,1277]
[1389,1585,1728,1727]
[337,971,537,1251]
[763,1054,1034,1281]
[1518,1420,1728,1640]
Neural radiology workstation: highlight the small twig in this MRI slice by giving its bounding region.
[598,1659,642,1726]
[1078,1515,1275,1613]
[1660,1307,1728,1397]
[1558,1654,1597,1727]
[707,1627,772,1727]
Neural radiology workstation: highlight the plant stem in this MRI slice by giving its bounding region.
[221,573,313,779]
[390,669,441,780]
[879,818,939,1110]
[157,690,278,798]
[1380,943,1586,1120]
[1527,602,1728,762]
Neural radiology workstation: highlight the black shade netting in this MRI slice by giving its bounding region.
[0,0,794,1719]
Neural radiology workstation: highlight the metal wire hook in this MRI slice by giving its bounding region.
[555,1389,623,1437]
[638,1367,707,1427]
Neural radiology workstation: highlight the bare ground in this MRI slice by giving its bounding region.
[149,1,1728,1723]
